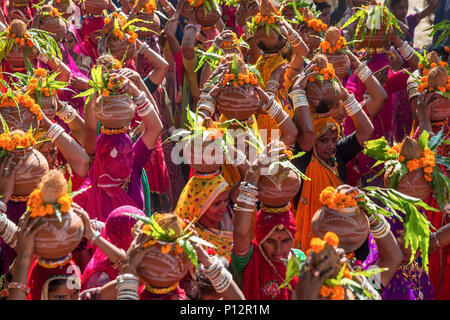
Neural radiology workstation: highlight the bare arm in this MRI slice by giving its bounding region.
[55,97,86,145]
[391,31,419,72]
[135,39,169,85]
[83,92,99,157]
[158,0,176,18]
[347,50,387,116]
[40,113,91,177]
[281,20,309,81]
[415,0,439,22]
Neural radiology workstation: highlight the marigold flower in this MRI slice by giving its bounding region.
[175,244,184,254]
[323,231,339,247]
[406,159,420,172]
[102,89,110,97]
[143,238,158,248]
[330,285,345,300]
[161,244,171,254]
[430,63,437,69]
[320,285,332,297]
[310,237,325,253]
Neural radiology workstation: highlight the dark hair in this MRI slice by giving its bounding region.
[389,0,407,9]
[47,278,68,293]
[314,2,331,11]
[316,100,333,113]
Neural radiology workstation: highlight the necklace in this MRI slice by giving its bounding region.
[37,253,72,269]
[261,202,291,214]
[9,194,29,203]
[101,126,128,135]
[193,169,220,179]
[145,281,179,295]
[121,177,130,192]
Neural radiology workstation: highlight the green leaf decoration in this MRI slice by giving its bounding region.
[417,130,429,150]
[177,238,198,267]
[279,253,304,290]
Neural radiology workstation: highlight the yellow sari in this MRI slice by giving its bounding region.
[174,173,234,260]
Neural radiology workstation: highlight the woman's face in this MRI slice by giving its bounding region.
[47,282,79,300]
[391,0,408,21]
[65,32,77,52]
[374,66,390,85]
[103,141,134,180]
[315,129,338,162]
[199,190,229,227]
[87,30,102,48]
[261,229,293,264]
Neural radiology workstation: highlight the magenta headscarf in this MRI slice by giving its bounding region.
[81,16,104,61]
[81,205,145,290]
[74,133,139,222]
[68,24,91,58]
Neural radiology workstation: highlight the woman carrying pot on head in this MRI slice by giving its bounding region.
[343,30,420,187]
[74,71,163,222]
[289,57,375,255]
[231,141,306,300]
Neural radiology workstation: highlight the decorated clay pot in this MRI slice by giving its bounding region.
[33,207,84,259]
[135,12,161,37]
[258,167,301,207]
[297,25,321,53]
[84,0,109,15]
[356,22,391,50]
[215,85,260,121]
[0,105,39,133]
[137,242,192,288]
[53,0,73,19]
[311,205,370,253]
[429,93,450,121]
[253,25,287,54]
[195,5,221,27]
[305,80,341,110]
[11,148,49,196]
[94,93,135,129]
[182,137,223,174]
[325,53,351,80]
[105,33,137,62]
[32,95,57,119]
[385,168,433,201]
[38,16,67,42]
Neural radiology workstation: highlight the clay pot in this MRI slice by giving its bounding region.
[385,168,432,201]
[11,148,49,196]
[32,95,57,119]
[106,33,137,62]
[325,53,351,80]
[0,105,39,134]
[135,12,161,37]
[84,0,109,15]
[258,167,302,207]
[38,16,67,42]
[182,137,223,174]
[429,93,450,122]
[194,5,221,27]
[305,80,341,109]
[253,25,287,54]
[33,208,84,259]
[215,85,260,121]
[94,94,135,129]
[137,243,192,288]
[356,22,391,50]
[298,25,321,53]
[53,0,72,17]
[312,205,370,253]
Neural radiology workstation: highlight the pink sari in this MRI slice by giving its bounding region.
[81,205,146,290]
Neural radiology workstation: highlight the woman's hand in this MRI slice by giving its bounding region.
[292,62,317,91]
[112,74,141,98]
[115,67,143,87]
[69,75,90,91]
[416,90,434,121]
[294,250,335,300]
[72,203,96,241]
[121,232,152,275]
[0,154,21,204]
[192,242,215,267]
[15,213,48,258]
[345,50,362,71]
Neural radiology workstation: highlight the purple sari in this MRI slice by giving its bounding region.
[363,215,434,300]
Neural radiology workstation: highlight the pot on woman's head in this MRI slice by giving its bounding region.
[94,93,135,129]
[194,5,221,27]
[253,24,288,54]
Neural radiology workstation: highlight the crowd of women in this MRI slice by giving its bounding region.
[0,0,449,301]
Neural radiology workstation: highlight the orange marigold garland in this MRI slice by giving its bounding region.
[0,131,36,152]
[320,36,347,54]
[319,186,359,211]
[309,63,336,82]
[305,17,327,33]
[27,188,73,218]
[222,72,258,87]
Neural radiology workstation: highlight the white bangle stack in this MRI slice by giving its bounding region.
[132,91,147,106]
[135,97,155,118]
[116,273,140,300]
[370,215,391,239]
[198,94,216,116]
[289,89,309,111]
[266,99,282,119]
[0,212,17,246]
[199,256,233,293]
[0,200,6,213]
[397,41,415,61]
[56,101,77,123]
[47,123,65,143]
[354,62,373,83]
[137,42,149,55]
[236,182,258,207]
[287,30,301,47]
[407,79,419,102]
[343,94,362,117]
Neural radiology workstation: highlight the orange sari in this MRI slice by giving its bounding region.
[294,152,342,251]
